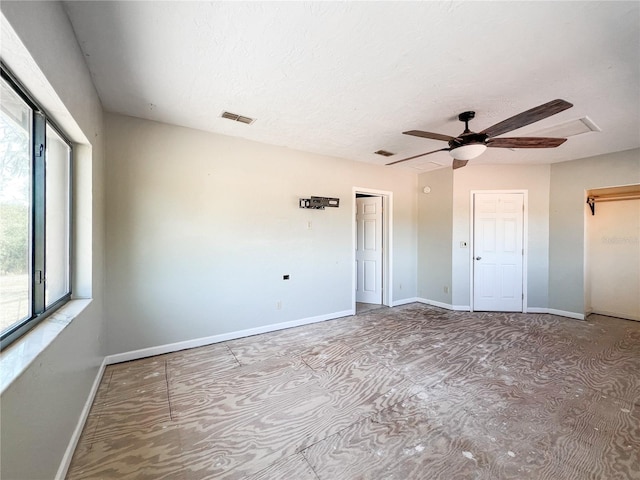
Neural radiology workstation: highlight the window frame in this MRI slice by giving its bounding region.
[1,64,73,350]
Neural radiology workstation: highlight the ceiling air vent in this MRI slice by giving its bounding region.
[221,111,255,125]
[374,150,395,157]
[526,116,601,138]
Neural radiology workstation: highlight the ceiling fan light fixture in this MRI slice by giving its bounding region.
[449,143,487,161]
[391,100,573,169]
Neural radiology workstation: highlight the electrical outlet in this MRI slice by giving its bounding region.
[276,301,282,310]
[444,286,449,293]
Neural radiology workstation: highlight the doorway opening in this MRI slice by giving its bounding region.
[353,188,392,314]
[584,184,640,322]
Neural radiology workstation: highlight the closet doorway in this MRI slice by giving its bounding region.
[585,184,640,321]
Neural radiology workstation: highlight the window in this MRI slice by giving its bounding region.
[1,66,72,349]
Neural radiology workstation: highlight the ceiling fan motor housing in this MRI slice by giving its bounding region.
[449,132,488,149]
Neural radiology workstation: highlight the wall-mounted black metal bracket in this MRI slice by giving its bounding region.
[586,196,595,215]
[299,196,340,210]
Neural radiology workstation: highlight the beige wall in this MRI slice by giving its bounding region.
[417,151,640,317]
[417,168,453,303]
[549,148,640,315]
[105,113,418,354]
[0,2,106,479]
[451,164,551,309]
[417,163,551,310]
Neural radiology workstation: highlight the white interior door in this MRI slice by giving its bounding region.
[473,193,524,312]
[356,196,383,304]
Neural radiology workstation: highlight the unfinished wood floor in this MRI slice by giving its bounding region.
[67,304,640,479]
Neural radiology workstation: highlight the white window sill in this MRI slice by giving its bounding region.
[0,299,92,395]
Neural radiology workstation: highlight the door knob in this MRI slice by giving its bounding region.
[475,256,482,260]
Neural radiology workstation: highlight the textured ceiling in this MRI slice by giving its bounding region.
[63,1,640,172]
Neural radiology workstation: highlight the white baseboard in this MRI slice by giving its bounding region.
[420,298,452,310]
[452,304,471,311]
[526,307,585,320]
[105,309,354,365]
[415,298,470,311]
[414,301,586,320]
[589,309,639,322]
[56,357,107,480]
[390,297,420,307]
[525,307,549,314]
[547,309,585,320]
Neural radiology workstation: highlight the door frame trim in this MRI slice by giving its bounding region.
[352,187,392,310]
[469,190,528,313]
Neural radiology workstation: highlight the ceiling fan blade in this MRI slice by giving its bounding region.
[480,99,573,138]
[386,148,449,166]
[487,137,567,148]
[452,159,468,169]
[403,130,455,142]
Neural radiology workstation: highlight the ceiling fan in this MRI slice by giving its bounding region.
[387,99,573,169]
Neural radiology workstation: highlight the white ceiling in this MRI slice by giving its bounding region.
[63,1,640,172]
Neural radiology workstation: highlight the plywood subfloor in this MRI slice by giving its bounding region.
[67,305,640,479]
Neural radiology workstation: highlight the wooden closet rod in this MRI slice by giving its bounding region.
[590,193,640,202]
[586,192,640,215]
